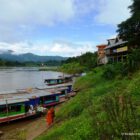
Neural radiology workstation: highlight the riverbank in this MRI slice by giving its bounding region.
[35,66,140,140]
[39,66,58,71]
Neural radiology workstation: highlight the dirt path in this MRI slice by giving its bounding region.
[0,105,62,140]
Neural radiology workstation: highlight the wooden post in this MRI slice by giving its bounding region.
[5,99,9,122]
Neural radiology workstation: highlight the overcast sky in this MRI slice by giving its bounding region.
[0,0,132,56]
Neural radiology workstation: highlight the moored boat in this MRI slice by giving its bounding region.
[0,90,60,123]
[0,98,31,123]
[0,77,76,124]
[44,75,73,86]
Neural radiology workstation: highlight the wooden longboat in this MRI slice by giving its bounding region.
[0,81,76,123]
[44,75,73,86]
[36,82,76,103]
[37,82,73,93]
[0,90,60,123]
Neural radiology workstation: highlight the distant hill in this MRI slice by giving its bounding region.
[0,50,67,62]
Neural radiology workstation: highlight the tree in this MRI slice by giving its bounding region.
[0,59,6,66]
[64,52,98,71]
[117,0,140,47]
[78,52,97,70]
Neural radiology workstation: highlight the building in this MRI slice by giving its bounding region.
[105,36,128,63]
[97,44,108,65]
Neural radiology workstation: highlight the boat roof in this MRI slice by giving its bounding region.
[0,82,72,104]
[36,85,69,90]
[0,98,29,105]
[0,90,17,95]
[0,89,61,102]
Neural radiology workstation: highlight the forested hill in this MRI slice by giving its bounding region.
[0,50,67,62]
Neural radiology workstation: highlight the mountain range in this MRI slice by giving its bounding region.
[0,50,67,62]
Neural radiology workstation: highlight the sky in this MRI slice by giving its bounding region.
[0,0,132,57]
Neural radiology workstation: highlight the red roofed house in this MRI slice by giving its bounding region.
[97,44,108,65]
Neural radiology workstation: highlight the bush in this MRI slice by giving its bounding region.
[127,49,140,72]
[59,62,85,74]
[89,93,139,140]
[102,64,117,80]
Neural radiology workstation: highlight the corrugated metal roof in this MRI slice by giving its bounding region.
[0,98,29,105]
[0,89,60,101]
[0,90,17,95]
[105,40,128,50]
[36,84,70,90]
[0,82,73,105]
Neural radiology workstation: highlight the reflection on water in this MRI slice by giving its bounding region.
[0,67,63,92]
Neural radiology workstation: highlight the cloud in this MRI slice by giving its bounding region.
[48,41,96,56]
[0,0,133,48]
[95,0,132,25]
[0,0,75,26]
[0,0,76,42]
[0,41,96,57]
[0,0,131,42]
[0,0,96,27]
[74,0,95,15]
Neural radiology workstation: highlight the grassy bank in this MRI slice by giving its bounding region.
[35,65,140,140]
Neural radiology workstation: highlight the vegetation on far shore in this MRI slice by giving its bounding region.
[0,59,63,67]
[59,52,97,74]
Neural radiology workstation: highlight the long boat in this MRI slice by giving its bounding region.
[44,75,73,86]
[0,98,31,123]
[0,90,60,123]
[36,82,76,102]
[0,75,76,124]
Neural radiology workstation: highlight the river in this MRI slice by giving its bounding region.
[0,67,63,92]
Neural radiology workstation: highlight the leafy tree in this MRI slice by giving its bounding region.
[64,52,97,72]
[127,49,140,72]
[0,59,6,66]
[78,52,97,70]
[59,62,85,74]
[117,0,140,46]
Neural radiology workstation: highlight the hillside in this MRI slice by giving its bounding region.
[35,65,140,140]
[0,50,67,62]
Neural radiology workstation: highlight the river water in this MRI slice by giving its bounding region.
[0,67,63,92]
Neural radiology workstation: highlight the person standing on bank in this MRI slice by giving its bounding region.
[46,107,55,126]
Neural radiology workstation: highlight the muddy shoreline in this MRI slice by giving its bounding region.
[0,105,62,140]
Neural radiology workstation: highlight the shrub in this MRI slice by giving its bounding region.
[127,49,140,72]
[89,94,139,140]
[59,62,85,74]
[102,64,117,80]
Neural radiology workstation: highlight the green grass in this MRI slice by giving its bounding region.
[35,66,140,140]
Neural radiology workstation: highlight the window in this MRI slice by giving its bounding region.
[58,79,62,83]
[0,105,7,114]
[50,80,57,84]
[40,97,44,104]
[8,104,21,112]
[60,90,66,96]
[44,95,56,101]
